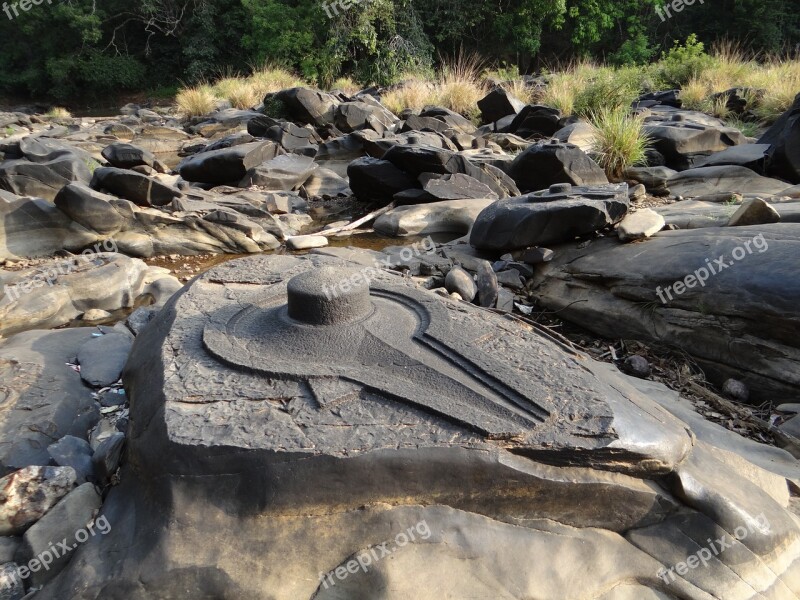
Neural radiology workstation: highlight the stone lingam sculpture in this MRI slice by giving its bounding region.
[39,254,800,599]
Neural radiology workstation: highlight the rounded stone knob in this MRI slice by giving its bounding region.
[549,183,572,194]
[287,266,372,326]
[671,114,686,122]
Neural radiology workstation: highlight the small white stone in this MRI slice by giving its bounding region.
[617,209,665,242]
[286,235,329,250]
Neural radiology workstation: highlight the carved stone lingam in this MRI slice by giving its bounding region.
[39,254,800,600]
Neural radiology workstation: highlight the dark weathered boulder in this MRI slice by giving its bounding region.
[347,157,419,204]
[101,142,164,173]
[507,105,562,138]
[178,141,282,185]
[90,167,181,207]
[667,166,791,198]
[18,137,95,165]
[508,141,609,194]
[272,87,339,127]
[334,101,397,134]
[418,173,499,203]
[239,154,318,190]
[477,87,526,125]
[759,92,800,184]
[694,143,770,173]
[383,145,518,199]
[54,183,125,235]
[470,183,628,251]
[644,114,747,170]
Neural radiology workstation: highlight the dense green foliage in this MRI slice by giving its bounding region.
[0,0,798,101]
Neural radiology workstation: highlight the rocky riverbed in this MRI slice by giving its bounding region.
[0,85,799,598]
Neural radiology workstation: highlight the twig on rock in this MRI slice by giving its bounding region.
[687,381,800,458]
[317,202,396,237]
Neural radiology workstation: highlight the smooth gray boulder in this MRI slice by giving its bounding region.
[77,333,133,388]
[0,155,92,201]
[374,198,495,237]
[0,253,179,336]
[101,142,165,173]
[53,183,125,235]
[530,223,800,402]
[667,165,791,198]
[239,154,317,190]
[444,266,476,301]
[0,196,98,260]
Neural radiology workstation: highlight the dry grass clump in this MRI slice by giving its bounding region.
[212,77,260,109]
[539,73,585,116]
[498,78,537,105]
[175,85,218,117]
[331,77,361,95]
[248,64,305,97]
[45,107,72,119]
[381,78,435,114]
[175,65,304,117]
[380,52,486,118]
[434,50,487,118]
[680,77,711,111]
[588,108,651,180]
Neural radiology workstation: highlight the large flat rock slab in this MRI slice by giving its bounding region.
[35,256,800,600]
[655,198,800,229]
[530,223,800,403]
[0,329,100,475]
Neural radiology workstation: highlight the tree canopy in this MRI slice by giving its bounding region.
[0,0,798,101]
